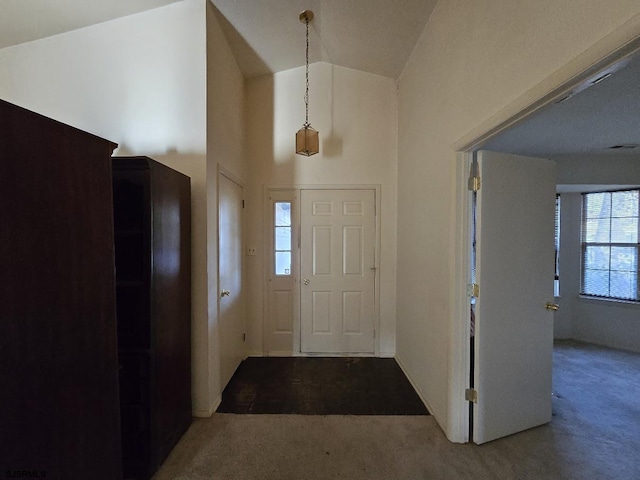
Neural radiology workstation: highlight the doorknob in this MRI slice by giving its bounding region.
[220,289,231,298]
[303,279,310,285]
[545,302,559,311]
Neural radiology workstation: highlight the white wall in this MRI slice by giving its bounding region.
[205,2,247,413]
[556,155,640,184]
[244,62,398,357]
[553,193,580,339]
[0,0,213,414]
[555,157,640,352]
[397,0,640,438]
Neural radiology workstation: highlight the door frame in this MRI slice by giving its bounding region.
[263,184,382,357]
[448,19,640,443]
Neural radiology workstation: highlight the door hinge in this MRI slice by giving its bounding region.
[467,283,479,298]
[465,388,478,403]
[468,176,481,192]
[374,328,376,339]
[242,200,245,208]
[243,333,246,342]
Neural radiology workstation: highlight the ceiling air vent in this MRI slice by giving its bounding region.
[609,144,640,150]
[591,72,612,85]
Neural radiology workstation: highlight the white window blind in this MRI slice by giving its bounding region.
[555,195,560,297]
[581,189,639,301]
[274,202,292,276]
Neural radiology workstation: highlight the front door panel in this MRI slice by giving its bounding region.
[300,189,376,353]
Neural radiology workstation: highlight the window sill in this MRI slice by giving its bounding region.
[578,295,640,309]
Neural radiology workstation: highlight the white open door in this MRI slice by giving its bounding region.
[473,150,557,444]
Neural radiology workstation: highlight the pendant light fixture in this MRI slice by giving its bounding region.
[295,10,319,156]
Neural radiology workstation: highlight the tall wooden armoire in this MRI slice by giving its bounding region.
[0,99,122,479]
[112,157,192,480]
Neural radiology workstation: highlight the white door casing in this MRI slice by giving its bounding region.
[473,150,556,444]
[218,172,245,389]
[300,189,376,354]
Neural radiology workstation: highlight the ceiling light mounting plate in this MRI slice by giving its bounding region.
[299,10,314,24]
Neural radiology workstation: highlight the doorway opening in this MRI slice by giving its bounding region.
[454,34,640,444]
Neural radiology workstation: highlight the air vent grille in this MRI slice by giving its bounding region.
[609,144,639,150]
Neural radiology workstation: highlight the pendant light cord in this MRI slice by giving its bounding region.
[304,17,310,127]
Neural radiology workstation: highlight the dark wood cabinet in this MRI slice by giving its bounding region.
[0,99,122,479]
[112,157,192,480]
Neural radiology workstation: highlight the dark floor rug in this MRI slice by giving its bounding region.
[217,357,429,415]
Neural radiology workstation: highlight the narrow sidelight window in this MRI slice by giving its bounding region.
[274,202,292,275]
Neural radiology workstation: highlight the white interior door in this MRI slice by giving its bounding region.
[474,150,557,444]
[300,189,376,354]
[218,172,244,389]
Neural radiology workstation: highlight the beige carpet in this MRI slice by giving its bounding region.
[153,341,640,480]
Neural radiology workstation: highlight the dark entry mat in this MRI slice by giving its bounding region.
[217,357,429,415]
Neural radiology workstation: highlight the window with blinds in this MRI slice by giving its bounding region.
[555,195,560,297]
[581,189,639,301]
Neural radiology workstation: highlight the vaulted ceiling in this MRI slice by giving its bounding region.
[0,0,181,50]
[209,0,438,79]
[0,0,438,80]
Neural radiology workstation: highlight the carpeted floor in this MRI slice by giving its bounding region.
[217,357,428,415]
[153,341,640,480]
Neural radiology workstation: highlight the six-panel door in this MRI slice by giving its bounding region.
[300,189,376,353]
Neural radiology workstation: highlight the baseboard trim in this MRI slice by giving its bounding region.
[192,395,221,418]
[192,408,212,418]
[252,351,395,358]
[394,355,435,416]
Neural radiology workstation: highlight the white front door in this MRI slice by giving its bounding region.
[473,150,557,444]
[218,172,245,389]
[300,189,376,354]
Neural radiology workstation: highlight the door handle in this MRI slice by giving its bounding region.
[303,279,310,285]
[220,289,231,298]
[545,302,559,311]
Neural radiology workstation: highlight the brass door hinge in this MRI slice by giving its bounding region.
[465,388,478,403]
[468,176,481,192]
[467,283,479,298]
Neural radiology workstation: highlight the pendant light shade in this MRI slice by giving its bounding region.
[295,10,319,156]
[296,124,319,156]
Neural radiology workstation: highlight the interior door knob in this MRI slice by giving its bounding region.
[220,289,231,298]
[303,279,310,285]
[545,302,559,311]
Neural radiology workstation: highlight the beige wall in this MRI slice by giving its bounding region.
[397,0,640,437]
[0,0,213,414]
[205,2,247,414]
[244,62,398,356]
